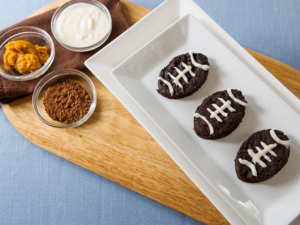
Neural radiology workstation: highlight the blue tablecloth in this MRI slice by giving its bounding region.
[0,1,299,224]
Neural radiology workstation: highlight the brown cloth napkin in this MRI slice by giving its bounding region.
[0,0,130,104]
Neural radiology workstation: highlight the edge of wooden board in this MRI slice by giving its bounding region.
[2,1,300,225]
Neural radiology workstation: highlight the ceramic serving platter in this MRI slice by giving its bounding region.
[85,1,300,224]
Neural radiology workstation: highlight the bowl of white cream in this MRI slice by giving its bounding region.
[51,0,112,52]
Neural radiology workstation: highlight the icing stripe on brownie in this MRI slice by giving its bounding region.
[194,113,214,135]
[158,77,174,96]
[207,98,236,122]
[270,129,290,148]
[248,142,277,168]
[238,158,257,176]
[167,62,194,88]
[166,51,209,91]
[189,50,210,71]
[227,87,247,106]
[239,142,277,176]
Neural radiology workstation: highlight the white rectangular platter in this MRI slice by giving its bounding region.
[85,1,300,224]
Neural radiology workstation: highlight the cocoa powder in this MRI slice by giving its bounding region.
[43,79,92,124]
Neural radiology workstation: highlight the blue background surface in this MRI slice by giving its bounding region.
[0,0,299,224]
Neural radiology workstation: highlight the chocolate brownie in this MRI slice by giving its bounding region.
[157,50,210,99]
[235,129,290,183]
[193,88,247,139]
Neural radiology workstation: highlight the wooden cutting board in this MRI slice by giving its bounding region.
[2,1,300,224]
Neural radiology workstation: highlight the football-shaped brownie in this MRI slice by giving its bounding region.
[193,88,247,139]
[157,50,210,99]
[235,129,290,183]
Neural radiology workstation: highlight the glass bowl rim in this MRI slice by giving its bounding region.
[32,68,97,128]
[51,0,112,52]
[0,26,55,81]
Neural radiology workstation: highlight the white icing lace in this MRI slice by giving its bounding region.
[189,50,210,71]
[194,113,214,135]
[227,87,247,106]
[207,98,236,122]
[159,50,210,95]
[270,129,290,148]
[158,77,174,96]
[239,159,257,176]
[248,142,277,167]
[167,62,194,88]
[239,142,277,176]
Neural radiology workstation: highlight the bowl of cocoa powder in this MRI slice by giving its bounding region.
[32,68,97,128]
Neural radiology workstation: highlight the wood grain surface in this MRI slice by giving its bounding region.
[2,1,300,224]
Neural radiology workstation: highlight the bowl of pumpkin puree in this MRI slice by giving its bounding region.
[0,26,55,81]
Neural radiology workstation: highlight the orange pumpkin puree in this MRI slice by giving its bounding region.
[3,40,49,74]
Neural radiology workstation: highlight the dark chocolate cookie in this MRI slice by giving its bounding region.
[235,129,290,183]
[193,88,247,139]
[157,50,210,99]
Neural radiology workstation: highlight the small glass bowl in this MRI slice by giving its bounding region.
[32,69,97,128]
[51,0,112,52]
[0,26,55,81]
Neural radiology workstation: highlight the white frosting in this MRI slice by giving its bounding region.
[194,113,214,135]
[158,77,174,96]
[161,51,209,95]
[55,3,108,48]
[270,129,290,148]
[239,141,278,176]
[238,158,257,177]
[182,62,196,77]
[248,142,277,168]
[207,98,236,122]
[227,87,247,107]
[168,62,194,88]
[188,50,210,71]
